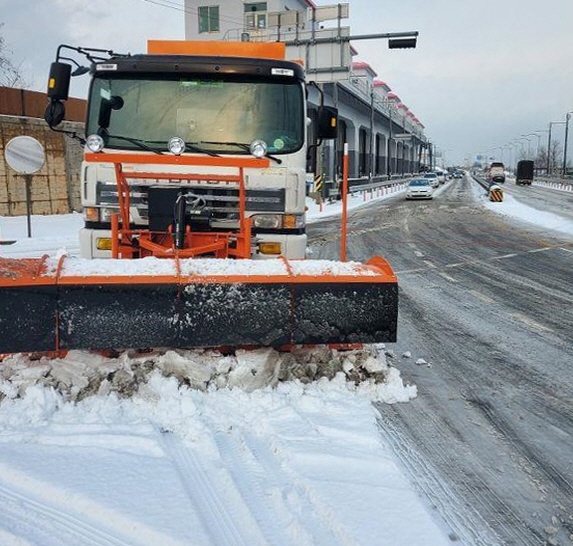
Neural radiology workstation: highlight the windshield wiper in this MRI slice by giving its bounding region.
[99,134,220,157]
[100,133,165,155]
[184,142,220,157]
[201,141,282,164]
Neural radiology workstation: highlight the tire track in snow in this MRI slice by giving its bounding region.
[214,430,360,546]
[159,431,268,546]
[211,431,298,546]
[0,461,186,546]
[235,431,361,546]
[159,426,361,546]
[0,483,129,546]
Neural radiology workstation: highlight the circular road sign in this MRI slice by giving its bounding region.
[4,136,46,174]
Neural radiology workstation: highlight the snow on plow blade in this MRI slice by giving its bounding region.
[0,256,397,353]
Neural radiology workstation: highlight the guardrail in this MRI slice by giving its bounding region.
[313,174,414,201]
[472,173,573,193]
[533,178,573,192]
[471,173,506,202]
[471,173,492,190]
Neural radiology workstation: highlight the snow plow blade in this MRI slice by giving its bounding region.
[0,255,397,353]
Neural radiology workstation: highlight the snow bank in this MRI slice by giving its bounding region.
[0,345,416,409]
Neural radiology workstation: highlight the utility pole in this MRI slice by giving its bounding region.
[369,84,374,181]
[547,123,552,175]
[387,105,393,178]
[547,121,566,175]
[563,112,572,177]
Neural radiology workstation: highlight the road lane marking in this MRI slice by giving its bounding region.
[492,253,518,260]
[527,247,554,253]
[509,312,552,333]
[438,272,458,283]
[389,242,573,278]
[394,268,427,275]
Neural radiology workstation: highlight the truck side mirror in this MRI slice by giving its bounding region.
[47,62,72,101]
[317,106,338,140]
[44,100,66,128]
[98,96,125,129]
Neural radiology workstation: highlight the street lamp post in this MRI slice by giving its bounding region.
[547,121,566,175]
[387,106,393,177]
[528,132,542,160]
[532,130,548,172]
[506,142,518,174]
[562,112,573,177]
[369,87,374,181]
[547,124,553,175]
[519,135,533,158]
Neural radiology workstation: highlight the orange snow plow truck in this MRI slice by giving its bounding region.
[0,41,398,353]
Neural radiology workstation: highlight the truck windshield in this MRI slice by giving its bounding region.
[86,75,304,155]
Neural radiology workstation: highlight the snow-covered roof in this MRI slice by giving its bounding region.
[351,61,378,78]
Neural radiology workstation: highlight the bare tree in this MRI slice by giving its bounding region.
[536,141,563,176]
[0,23,27,87]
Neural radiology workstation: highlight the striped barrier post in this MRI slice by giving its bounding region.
[488,185,504,202]
[313,173,324,212]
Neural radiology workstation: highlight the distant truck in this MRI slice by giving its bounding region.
[488,162,506,184]
[516,160,534,185]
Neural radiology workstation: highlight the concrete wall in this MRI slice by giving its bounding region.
[0,86,87,217]
[0,115,84,216]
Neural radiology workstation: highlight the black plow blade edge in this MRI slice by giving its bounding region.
[0,280,398,353]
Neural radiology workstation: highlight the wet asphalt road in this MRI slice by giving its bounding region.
[308,176,573,546]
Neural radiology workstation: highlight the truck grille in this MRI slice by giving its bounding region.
[96,181,285,223]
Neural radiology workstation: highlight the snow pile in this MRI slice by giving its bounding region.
[0,345,416,407]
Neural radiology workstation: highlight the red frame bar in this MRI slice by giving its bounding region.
[99,158,253,259]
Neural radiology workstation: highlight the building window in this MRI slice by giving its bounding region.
[244,2,267,29]
[199,5,220,33]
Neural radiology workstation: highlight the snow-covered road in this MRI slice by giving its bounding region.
[0,347,452,546]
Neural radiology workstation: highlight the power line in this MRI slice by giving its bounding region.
[127,0,246,29]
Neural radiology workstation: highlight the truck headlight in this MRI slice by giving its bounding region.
[252,214,281,229]
[83,206,118,223]
[168,137,186,155]
[86,134,104,153]
[252,214,304,230]
[250,139,267,158]
[99,207,119,222]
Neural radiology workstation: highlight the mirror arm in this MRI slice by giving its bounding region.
[47,125,86,145]
[55,44,128,65]
[307,81,325,109]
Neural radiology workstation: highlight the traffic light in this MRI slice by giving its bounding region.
[388,37,417,49]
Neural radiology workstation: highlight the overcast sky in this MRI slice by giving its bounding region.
[1,0,572,166]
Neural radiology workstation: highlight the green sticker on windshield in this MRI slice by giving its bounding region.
[273,138,285,150]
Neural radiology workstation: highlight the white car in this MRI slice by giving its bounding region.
[406,178,434,200]
[435,171,447,184]
[422,172,439,188]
